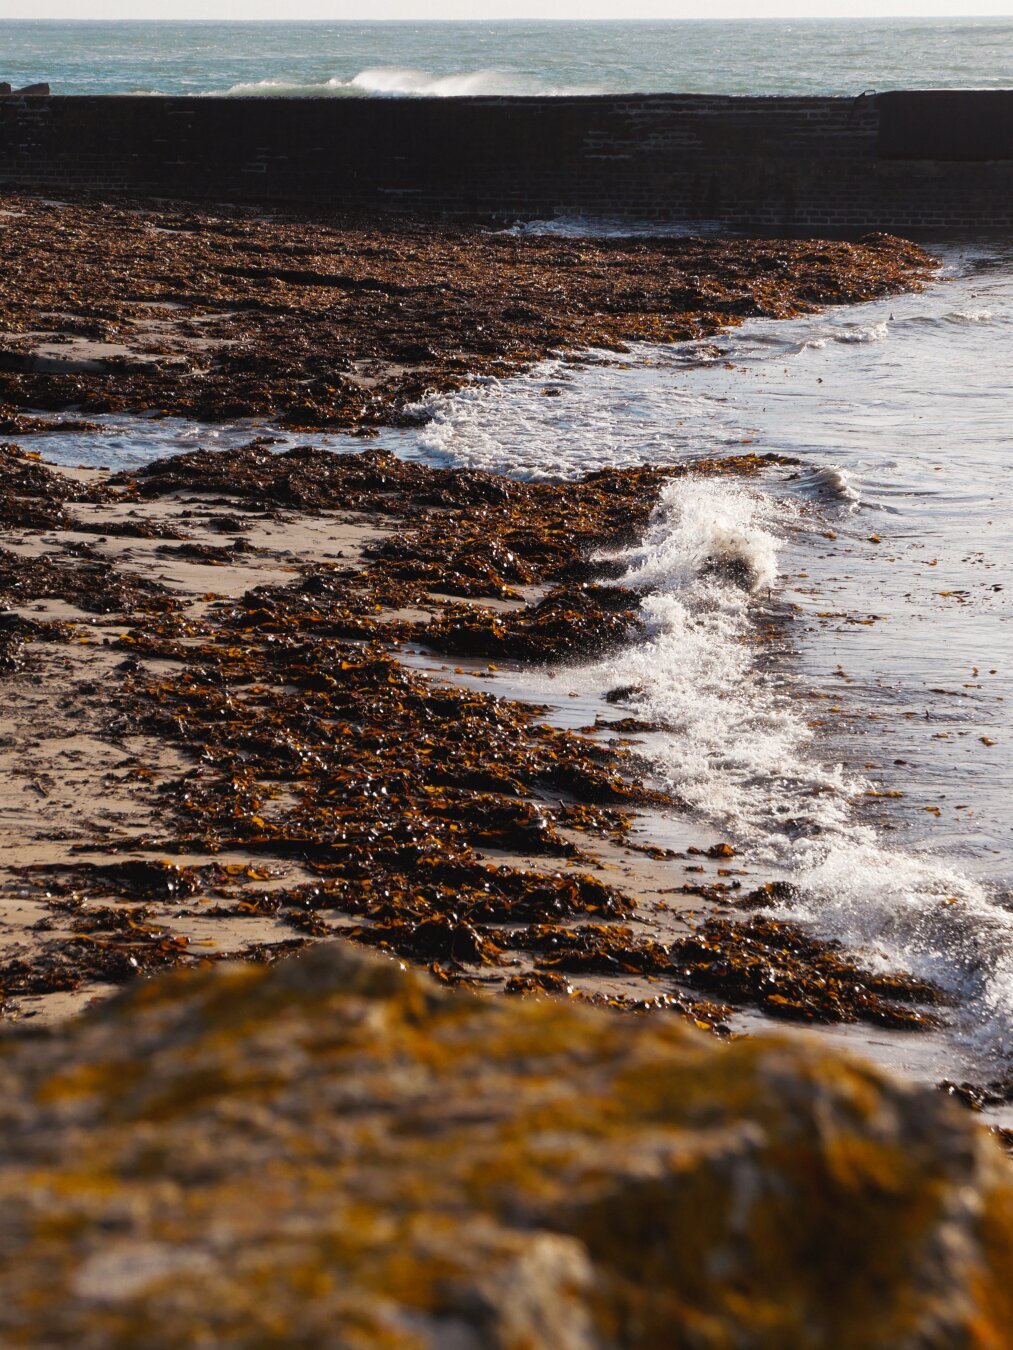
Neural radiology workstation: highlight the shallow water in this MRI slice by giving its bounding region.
[375,241,1013,1073]
[5,17,1013,99]
[24,239,1013,1081]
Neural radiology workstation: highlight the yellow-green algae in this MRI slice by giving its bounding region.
[0,943,1009,1348]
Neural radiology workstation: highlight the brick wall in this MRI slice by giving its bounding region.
[0,91,1010,233]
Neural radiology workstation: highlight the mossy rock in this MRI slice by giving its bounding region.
[0,942,1009,1347]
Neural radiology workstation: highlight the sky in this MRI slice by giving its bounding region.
[3,2,1013,18]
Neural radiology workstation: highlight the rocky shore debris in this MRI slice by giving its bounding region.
[0,191,934,433]
[0,942,1008,1346]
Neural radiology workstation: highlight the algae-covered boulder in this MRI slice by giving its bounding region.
[0,944,1009,1348]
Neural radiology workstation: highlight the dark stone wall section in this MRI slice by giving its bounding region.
[0,91,1010,232]
[877,90,1013,162]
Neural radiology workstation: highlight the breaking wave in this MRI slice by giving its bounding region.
[798,319,891,351]
[786,836,1013,1063]
[585,476,852,835]
[216,67,597,99]
[581,475,1013,1065]
[802,465,862,509]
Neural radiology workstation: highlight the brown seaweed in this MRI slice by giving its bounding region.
[0,193,935,433]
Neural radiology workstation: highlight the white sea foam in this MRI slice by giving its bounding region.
[786,834,1013,1061]
[218,78,353,98]
[580,474,1013,1062]
[895,308,999,328]
[832,320,890,344]
[217,67,596,99]
[580,477,857,835]
[351,66,549,97]
[405,354,737,481]
[796,319,890,352]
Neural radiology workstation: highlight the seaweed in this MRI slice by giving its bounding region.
[0,193,935,433]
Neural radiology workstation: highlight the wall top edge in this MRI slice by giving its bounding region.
[0,89,1008,107]
[0,92,904,107]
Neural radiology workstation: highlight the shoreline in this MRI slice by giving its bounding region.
[4,191,1000,1112]
[0,191,932,435]
[0,443,949,1034]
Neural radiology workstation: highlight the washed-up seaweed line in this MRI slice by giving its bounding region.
[0,192,934,433]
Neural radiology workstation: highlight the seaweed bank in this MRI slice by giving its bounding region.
[0,196,970,1072]
[0,192,931,434]
[0,439,949,1033]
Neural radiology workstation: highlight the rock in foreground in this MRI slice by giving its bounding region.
[0,944,1009,1348]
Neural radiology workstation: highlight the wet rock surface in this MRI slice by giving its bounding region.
[0,941,1009,1348]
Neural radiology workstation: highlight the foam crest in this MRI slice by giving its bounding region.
[951,308,995,323]
[217,67,595,100]
[620,476,780,595]
[893,308,999,328]
[805,465,861,509]
[787,833,1013,1059]
[832,320,890,344]
[350,67,539,97]
[580,478,855,835]
[795,319,890,353]
[219,77,352,98]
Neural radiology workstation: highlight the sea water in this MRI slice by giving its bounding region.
[392,242,1013,1076]
[2,17,1012,99]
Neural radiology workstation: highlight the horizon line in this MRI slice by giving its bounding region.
[3,13,1011,21]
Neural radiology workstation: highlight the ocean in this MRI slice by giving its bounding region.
[6,18,1013,1091]
[396,242,1013,1082]
[3,17,1012,99]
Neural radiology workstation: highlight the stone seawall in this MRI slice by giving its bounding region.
[0,90,1011,232]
